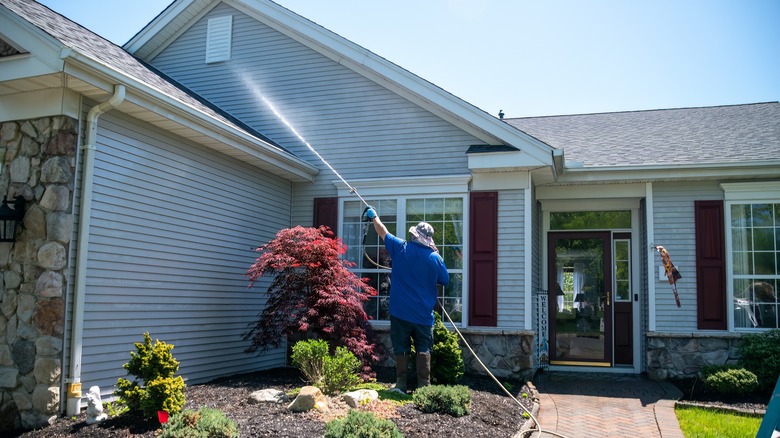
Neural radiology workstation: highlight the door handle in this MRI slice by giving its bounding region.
[605,291,611,306]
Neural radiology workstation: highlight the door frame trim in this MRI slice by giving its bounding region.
[540,200,643,374]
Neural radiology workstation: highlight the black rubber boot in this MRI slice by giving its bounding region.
[416,352,431,388]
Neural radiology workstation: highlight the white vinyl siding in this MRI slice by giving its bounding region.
[497,189,525,328]
[651,182,724,332]
[148,3,482,227]
[73,111,291,392]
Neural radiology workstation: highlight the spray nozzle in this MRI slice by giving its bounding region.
[362,205,376,222]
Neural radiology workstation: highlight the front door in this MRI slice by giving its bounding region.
[548,232,613,366]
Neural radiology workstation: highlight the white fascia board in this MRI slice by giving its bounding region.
[59,48,319,181]
[0,11,67,73]
[536,183,647,200]
[123,0,199,54]
[0,54,61,82]
[0,87,80,122]
[471,172,530,191]
[721,181,780,200]
[231,0,554,161]
[333,174,472,198]
[555,161,780,183]
[468,149,549,171]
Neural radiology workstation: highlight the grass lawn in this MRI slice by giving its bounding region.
[675,404,762,438]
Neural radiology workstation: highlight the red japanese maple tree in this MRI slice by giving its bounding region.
[243,226,381,377]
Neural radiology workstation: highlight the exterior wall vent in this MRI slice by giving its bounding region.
[206,15,232,63]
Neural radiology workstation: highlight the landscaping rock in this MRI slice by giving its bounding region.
[248,388,288,404]
[287,386,327,412]
[342,389,378,408]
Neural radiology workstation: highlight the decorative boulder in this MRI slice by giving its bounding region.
[342,389,379,408]
[248,388,289,404]
[287,386,328,412]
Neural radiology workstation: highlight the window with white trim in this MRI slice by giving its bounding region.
[724,182,780,330]
[342,196,465,323]
[729,203,779,329]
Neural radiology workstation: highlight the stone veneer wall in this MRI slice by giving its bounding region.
[645,332,744,380]
[0,116,77,431]
[373,326,535,382]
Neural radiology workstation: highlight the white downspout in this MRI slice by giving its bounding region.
[66,85,126,416]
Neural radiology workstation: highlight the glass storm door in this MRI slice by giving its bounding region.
[548,232,613,366]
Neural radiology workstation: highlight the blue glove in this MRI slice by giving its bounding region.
[364,206,377,221]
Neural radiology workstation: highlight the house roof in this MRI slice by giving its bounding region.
[505,102,780,169]
[0,0,319,182]
[124,0,555,168]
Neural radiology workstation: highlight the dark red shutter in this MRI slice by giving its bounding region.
[313,197,338,237]
[694,200,727,329]
[469,192,498,326]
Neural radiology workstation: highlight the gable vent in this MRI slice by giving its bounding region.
[206,15,232,63]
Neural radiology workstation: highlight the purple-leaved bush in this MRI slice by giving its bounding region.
[243,226,382,378]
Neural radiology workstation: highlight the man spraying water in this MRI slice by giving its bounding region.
[364,207,449,393]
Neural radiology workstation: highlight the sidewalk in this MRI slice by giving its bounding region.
[527,372,685,438]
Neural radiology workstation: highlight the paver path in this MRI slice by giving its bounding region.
[528,372,684,438]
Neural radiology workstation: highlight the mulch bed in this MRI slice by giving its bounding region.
[8,367,535,437]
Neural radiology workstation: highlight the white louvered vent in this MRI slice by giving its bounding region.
[206,15,232,63]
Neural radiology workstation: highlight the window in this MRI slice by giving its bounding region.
[550,211,631,230]
[729,203,779,329]
[614,239,631,302]
[342,196,465,323]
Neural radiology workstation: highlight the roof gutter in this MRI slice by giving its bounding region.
[554,160,780,183]
[65,84,126,416]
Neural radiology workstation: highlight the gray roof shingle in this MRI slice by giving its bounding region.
[504,102,780,167]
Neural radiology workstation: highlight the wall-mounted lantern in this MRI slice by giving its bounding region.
[0,195,25,242]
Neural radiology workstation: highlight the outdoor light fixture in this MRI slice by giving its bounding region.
[0,195,25,242]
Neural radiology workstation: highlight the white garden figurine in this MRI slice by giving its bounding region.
[85,385,108,424]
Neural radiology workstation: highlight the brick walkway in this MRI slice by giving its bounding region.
[527,372,685,438]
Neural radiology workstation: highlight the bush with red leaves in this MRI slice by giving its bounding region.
[243,226,382,377]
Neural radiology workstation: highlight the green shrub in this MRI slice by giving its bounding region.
[431,312,465,385]
[291,339,329,387]
[114,333,186,418]
[291,339,362,395]
[324,409,403,438]
[104,400,128,417]
[159,407,238,438]
[701,366,759,395]
[412,384,471,417]
[738,329,780,393]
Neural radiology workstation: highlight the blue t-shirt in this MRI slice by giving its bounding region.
[384,233,449,326]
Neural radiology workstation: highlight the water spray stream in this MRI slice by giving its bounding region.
[239,71,370,207]
[240,70,559,438]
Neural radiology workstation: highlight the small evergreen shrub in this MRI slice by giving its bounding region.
[431,312,464,385]
[104,400,128,417]
[738,329,780,393]
[412,384,471,417]
[324,409,403,438]
[701,366,759,395]
[291,339,329,386]
[159,407,238,438]
[114,333,186,418]
[291,339,362,395]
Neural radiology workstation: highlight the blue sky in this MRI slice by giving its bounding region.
[38,0,780,118]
